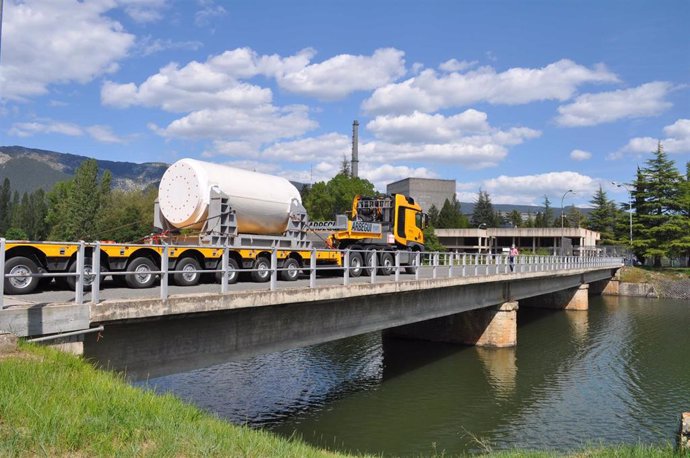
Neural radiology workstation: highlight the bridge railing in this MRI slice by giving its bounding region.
[1,237,624,308]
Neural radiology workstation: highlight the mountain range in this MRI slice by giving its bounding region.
[0,146,168,195]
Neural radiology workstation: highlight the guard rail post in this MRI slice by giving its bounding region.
[160,244,169,300]
[92,241,101,304]
[221,245,229,294]
[310,248,317,288]
[394,250,400,282]
[75,241,85,305]
[462,253,466,277]
[414,251,420,281]
[448,252,454,278]
[340,250,346,288]
[270,248,278,291]
[432,252,438,279]
[0,238,5,309]
[369,251,377,284]
[474,254,478,276]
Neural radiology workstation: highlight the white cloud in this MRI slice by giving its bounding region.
[362,59,618,114]
[570,149,592,161]
[367,109,490,143]
[261,133,351,163]
[9,120,125,143]
[1,0,135,100]
[150,105,317,143]
[556,82,672,127]
[117,0,166,23]
[360,164,437,192]
[459,171,600,205]
[613,118,690,158]
[276,48,406,100]
[136,36,204,57]
[195,0,227,27]
[438,59,477,73]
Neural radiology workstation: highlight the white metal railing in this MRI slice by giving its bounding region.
[0,237,624,309]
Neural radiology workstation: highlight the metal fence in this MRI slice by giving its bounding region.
[1,238,624,309]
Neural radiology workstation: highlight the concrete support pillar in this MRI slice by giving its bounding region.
[521,284,589,311]
[384,301,519,348]
[680,412,690,451]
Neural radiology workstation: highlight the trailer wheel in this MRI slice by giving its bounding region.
[280,258,300,281]
[251,257,271,283]
[65,260,106,291]
[173,257,201,286]
[215,258,240,284]
[125,257,157,289]
[363,249,377,276]
[347,252,363,277]
[4,256,39,295]
[379,252,395,276]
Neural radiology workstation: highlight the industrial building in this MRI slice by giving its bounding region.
[386,177,456,212]
[435,227,601,256]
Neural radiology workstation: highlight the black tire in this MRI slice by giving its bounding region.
[215,258,240,284]
[348,252,363,278]
[173,257,201,286]
[280,258,300,281]
[363,250,377,276]
[251,257,271,283]
[405,250,420,274]
[4,256,39,295]
[125,257,157,289]
[111,273,128,287]
[65,259,106,291]
[379,252,395,276]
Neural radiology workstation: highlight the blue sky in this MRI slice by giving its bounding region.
[0,0,688,207]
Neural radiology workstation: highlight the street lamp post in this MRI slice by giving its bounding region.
[612,181,633,260]
[560,189,574,255]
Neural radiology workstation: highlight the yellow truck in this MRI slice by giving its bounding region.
[2,159,427,295]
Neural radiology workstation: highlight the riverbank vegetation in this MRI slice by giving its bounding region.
[0,342,344,457]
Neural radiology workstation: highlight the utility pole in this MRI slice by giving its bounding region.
[612,181,633,260]
[560,189,574,255]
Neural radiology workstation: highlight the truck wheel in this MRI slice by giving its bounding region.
[251,257,271,283]
[348,252,363,278]
[215,258,240,284]
[405,250,420,274]
[4,256,39,295]
[125,257,157,289]
[173,257,201,286]
[379,252,395,276]
[363,250,377,276]
[280,258,300,281]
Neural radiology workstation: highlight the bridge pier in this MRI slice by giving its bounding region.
[384,301,519,348]
[520,284,589,311]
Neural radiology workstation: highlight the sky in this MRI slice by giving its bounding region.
[0,0,688,208]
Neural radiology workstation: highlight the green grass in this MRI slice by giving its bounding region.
[0,343,685,457]
[0,342,346,457]
[620,266,690,283]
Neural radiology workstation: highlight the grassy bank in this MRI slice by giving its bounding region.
[0,342,345,457]
[619,266,690,283]
[0,343,684,457]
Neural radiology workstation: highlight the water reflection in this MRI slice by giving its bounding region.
[99,296,690,455]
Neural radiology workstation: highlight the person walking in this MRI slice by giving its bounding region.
[509,244,519,272]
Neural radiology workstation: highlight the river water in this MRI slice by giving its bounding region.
[132,296,690,455]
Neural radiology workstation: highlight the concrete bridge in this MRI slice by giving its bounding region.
[1,254,622,375]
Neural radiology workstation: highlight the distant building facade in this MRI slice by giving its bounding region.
[435,227,601,256]
[387,178,456,212]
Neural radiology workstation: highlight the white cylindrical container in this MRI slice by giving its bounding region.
[158,158,301,235]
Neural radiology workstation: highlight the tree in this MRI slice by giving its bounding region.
[0,178,11,235]
[471,190,497,227]
[303,172,376,220]
[423,225,445,252]
[565,206,585,229]
[427,204,440,227]
[507,210,522,227]
[541,195,553,228]
[586,186,617,244]
[47,160,112,241]
[634,143,684,266]
[437,196,468,228]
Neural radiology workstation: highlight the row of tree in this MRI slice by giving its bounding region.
[0,160,157,243]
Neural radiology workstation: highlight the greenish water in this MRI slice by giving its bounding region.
[134,296,690,455]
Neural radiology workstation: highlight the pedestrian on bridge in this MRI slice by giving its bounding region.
[509,244,519,272]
